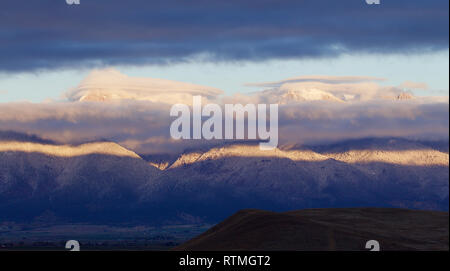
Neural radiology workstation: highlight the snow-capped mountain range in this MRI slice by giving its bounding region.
[0,133,448,224]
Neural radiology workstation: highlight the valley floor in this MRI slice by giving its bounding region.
[2,207,448,251]
[0,223,211,251]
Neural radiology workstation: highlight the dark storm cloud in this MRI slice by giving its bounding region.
[0,0,448,71]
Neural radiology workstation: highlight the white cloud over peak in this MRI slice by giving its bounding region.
[232,76,416,104]
[65,68,223,105]
[245,75,386,88]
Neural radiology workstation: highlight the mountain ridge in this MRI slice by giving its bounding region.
[0,134,448,224]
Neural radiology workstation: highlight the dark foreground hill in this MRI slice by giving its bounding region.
[175,208,449,251]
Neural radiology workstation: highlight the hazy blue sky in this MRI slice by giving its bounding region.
[1,50,448,102]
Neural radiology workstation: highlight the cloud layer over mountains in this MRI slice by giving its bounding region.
[231,75,428,103]
[0,69,448,154]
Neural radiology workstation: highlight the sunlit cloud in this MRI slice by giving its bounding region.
[65,69,223,105]
[399,81,429,90]
[0,70,448,154]
[230,75,416,103]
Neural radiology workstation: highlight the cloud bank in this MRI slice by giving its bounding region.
[0,0,448,72]
[0,69,448,154]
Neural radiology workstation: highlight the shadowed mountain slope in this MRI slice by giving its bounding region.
[142,142,449,215]
[0,140,161,222]
[0,135,448,224]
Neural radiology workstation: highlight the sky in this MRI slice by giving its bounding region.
[0,0,448,153]
[0,50,449,102]
[0,0,449,102]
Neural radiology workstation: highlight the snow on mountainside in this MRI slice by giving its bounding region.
[320,139,449,166]
[0,139,161,222]
[0,141,141,159]
[0,136,448,223]
[141,140,448,219]
[168,144,329,169]
[264,88,345,104]
[168,140,448,168]
[395,92,415,100]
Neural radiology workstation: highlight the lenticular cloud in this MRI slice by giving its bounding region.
[65,69,223,105]
[0,70,448,154]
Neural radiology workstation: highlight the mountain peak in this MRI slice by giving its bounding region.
[0,140,141,159]
[395,92,415,100]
